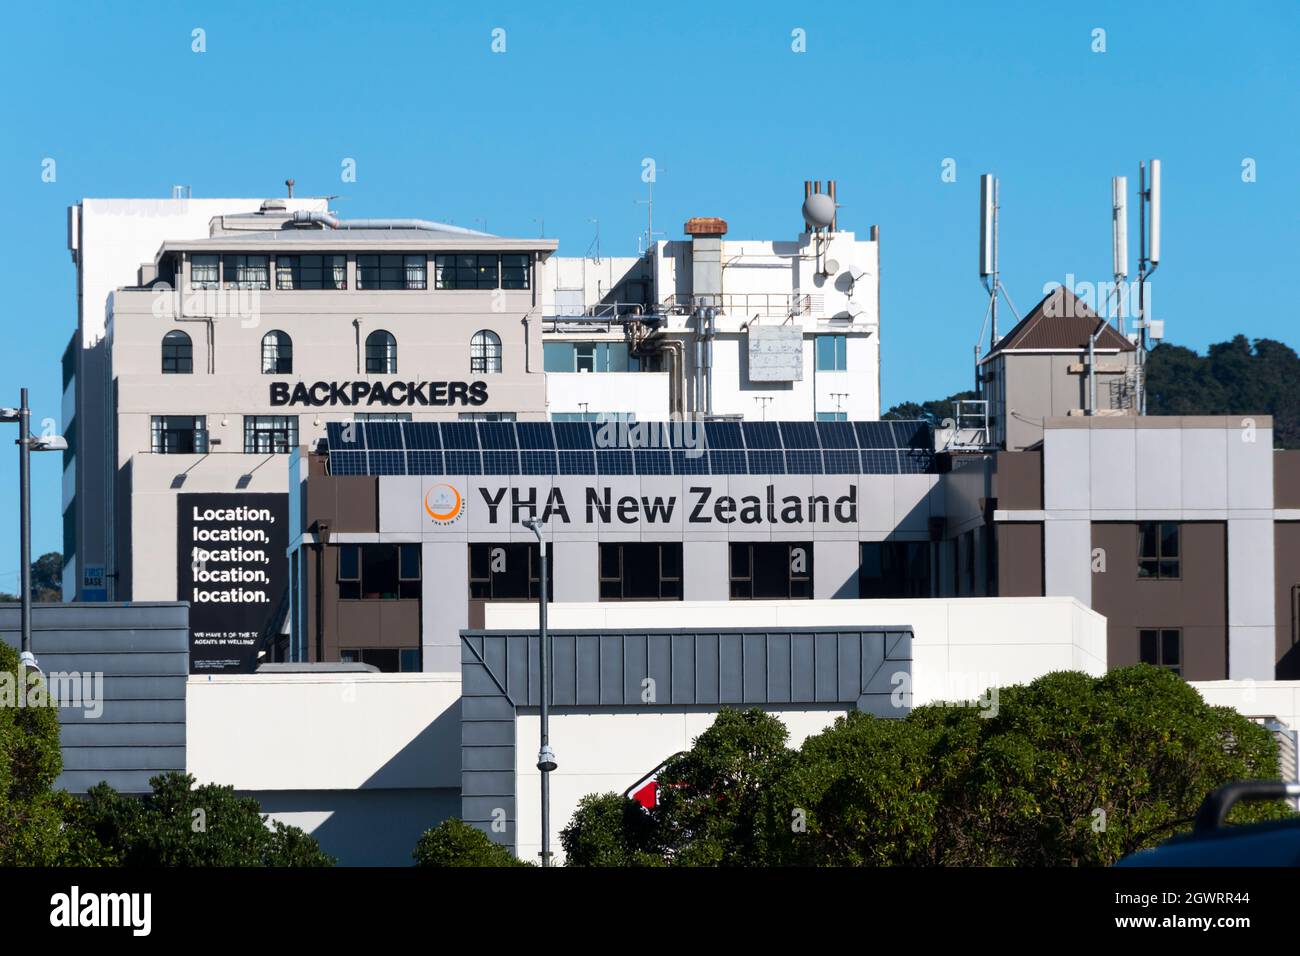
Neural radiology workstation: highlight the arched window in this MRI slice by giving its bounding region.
[261,330,293,374]
[470,330,502,374]
[365,329,397,374]
[161,330,193,374]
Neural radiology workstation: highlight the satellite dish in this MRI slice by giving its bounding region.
[802,193,836,230]
[825,258,840,274]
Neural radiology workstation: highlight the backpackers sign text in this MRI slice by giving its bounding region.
[270,380,488,407]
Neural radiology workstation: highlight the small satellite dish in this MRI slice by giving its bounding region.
[825,258,840,274]
[802,193,836,230]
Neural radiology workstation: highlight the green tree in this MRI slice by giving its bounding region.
[0,551,65,602]
[413,818,532,867]
[883,390,977,423]
[81,772,334,867]
[560,667,1291,867]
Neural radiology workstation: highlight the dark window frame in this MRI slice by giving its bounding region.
[222,254,271,290]
[1139,627,1183,676]
[260,330,293,374]
[365,329,397,374]
[468,543,553,601]
[598,542,682,601]
[150,415,208,454]
[243,415,298,454]
[434,253,501,290]
[275,254,347,290]
[470,330,502,374]
[161,330,193,374]
[357,254,427,290]
[1138,521,1181,580]
[729,542,813,599]
[859,541,933,599]
[336,543,421,600]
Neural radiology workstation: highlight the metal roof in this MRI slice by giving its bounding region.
[985,286,1136,359]
[160,229,558,253]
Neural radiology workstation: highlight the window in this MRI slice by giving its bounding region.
[354,412,412,422]
[339,648,421,673]
[434,254,499,290]
[458,412,516,421]
[551,411,636,423]
[365,330,397,374]
[222,254,270,290]
[357,254,426,290]
[816,334,848,371]
[260,330,293,374]
[1138,522,1180,579]
[470,330,502,374]
[337,543,420,600]
[730,542,812,599]
[244,415,298,454]
[1139,628,1182,676]
[501,253,530,289]
[816,411,848,422]
[190,254,219,290]
[859,541,932,598]
[598,543,681,600]
[276,254,346,290]
[544,341,636,373]
[468,543,553,600]
[161,330,193,374]
[151,416,207,454]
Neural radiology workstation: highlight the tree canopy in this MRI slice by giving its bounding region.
[560,666,1290,867]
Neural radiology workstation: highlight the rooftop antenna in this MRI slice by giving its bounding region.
[978,174,999,350]
[1136,159,1161,415]
[285,178,295,198]
[801,180,838,275]
[635,169,666,255]
[587,218,601,263]
[1111,176,1128,333]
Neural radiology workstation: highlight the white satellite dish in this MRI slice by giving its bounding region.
[802,193,836,230]
[825,258,840,274]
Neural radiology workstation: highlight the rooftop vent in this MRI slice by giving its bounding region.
[684,217,728,237]
[260,198,288,214]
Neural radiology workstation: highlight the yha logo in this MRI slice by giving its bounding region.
[424,483,464,525]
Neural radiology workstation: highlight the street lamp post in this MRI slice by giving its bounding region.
[523,516,556,867]
[3,387,69,673]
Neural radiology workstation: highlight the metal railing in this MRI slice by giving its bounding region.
[660,292,824,319]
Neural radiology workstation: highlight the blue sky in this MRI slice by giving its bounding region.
[0,0,1297,579]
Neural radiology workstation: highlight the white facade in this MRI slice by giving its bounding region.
[540,227,880,423]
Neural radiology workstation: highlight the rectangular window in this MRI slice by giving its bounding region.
[458,412,517,421]
[150,416,208,454]
[339,647,417,673]
[501,253,530,290]
[190,254,220,290]
[575,343,597,373]
[336,543,420,600]
[276,254,347,290]
[357,254,426,290]
[434,253,499,290]
[468,543,553,601]
[859,541,932,598]
[816,411,848,422]
[1138,522,1180,579]
[353,412,412,422]
[244,415,298,454]
[729,542,813,599]
[222,255,270,290]
[1139,628,1182,676]
[598,543,682,600]
[815,334,847,371]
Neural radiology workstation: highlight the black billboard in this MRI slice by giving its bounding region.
[177,493,289,674]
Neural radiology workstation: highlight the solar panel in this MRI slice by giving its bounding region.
[406,450,444,474]
[557,450,596,475]
[404,422,442,449]
[742,421,782,449]
[328,450,367,475]
[890,420,931,450]
[898,448,934,473]
[444,450,483,474]
[326,421,365,450]
[478,422,518,450]
[440,422,479,449]
[482,450,520,475]
[634,449,672,475]
[553,422,594,449]
[785,450,824,473]
[366,422,405,450]
[822,449,862,474]
[779,422,820,448]
[855,422,896,449]
[748,450,786,474]
[816,421,858,449]
[672,449,710,475]
[596,449,634,475]
[516,422,556,449]
[520,450,558,475]
[708,449,748,474]
[368,450,407,475]
[704,421,743,449]
[860,449,901,474]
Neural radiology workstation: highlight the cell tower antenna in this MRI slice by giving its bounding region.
[1135,159,1162,415]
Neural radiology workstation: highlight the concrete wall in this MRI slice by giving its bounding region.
[185,671,462,865]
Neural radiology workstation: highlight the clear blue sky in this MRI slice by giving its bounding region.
[0,0,1297,582]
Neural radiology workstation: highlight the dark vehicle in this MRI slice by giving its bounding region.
[1117,781,1300,866]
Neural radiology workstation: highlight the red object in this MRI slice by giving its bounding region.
[631,780,658,810]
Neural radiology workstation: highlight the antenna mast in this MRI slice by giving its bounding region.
[1136,159,1161,416]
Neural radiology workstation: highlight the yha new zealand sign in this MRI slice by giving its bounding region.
[177,493,288,674]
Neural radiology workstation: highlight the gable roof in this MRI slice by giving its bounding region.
[984,286,1135,360]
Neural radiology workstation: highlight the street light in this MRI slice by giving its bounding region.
[522,515,556,867]
[3,388,68,673]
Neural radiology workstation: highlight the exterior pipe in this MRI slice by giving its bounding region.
[291,211,492,237]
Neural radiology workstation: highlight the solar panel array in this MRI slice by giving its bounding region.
[323,420,935,477]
